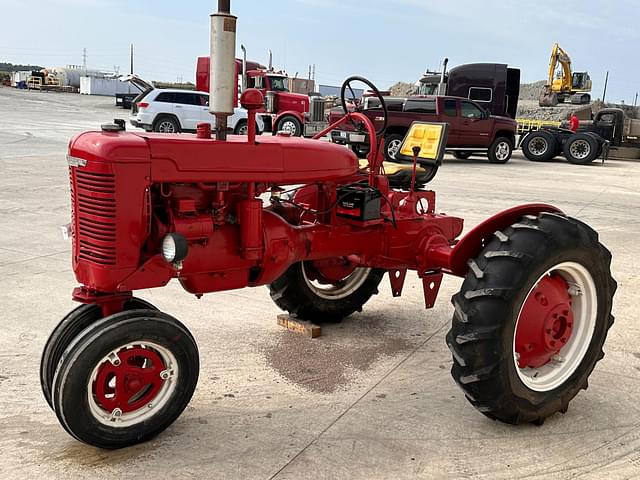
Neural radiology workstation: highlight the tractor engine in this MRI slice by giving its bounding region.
[67,122,463,307]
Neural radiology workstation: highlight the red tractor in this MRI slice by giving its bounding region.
[42,2,616,449]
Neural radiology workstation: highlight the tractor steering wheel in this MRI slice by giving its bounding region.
[340,76,388,137]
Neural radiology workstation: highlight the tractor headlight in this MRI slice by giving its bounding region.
[161,233,188,263]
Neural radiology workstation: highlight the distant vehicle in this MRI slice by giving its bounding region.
[521,108,640,164]
[538,43,591,107]
[196,49,312,136]
[330,95,517,163]
[125,76,263,134]
[418,60,521,119]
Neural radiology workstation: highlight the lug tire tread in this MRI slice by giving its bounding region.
[446,213,615,424]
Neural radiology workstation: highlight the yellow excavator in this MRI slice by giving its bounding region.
[539,43,592,107]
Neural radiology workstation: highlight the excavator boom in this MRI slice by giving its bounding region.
[539,42,591,107]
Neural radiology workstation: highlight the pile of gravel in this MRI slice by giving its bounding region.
[389,81,417,97]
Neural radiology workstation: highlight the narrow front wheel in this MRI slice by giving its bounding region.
[40,297,157,409]
[51,309,199,449]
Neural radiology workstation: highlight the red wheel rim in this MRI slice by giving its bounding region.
[93,346,167,414]
[515,274,574,369]
[305,258,358,284]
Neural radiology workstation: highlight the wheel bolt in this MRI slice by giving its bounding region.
[568,285,582,296]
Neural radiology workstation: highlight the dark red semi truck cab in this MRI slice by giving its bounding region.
[196,56,309,135]
[419,62,521,119]
[330,95,518,163]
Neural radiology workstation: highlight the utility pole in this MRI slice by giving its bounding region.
[312,63,315,81]
[602,71,609,103]
[82,48,87,73]
[130,43,134,75]
[634,92,638,107]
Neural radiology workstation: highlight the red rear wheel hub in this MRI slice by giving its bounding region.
[93,347,167,413]
[305,258,357,284]
[515,274,574,369]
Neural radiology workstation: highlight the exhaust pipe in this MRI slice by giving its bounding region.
[438,57,448,95]
[268,49,273,71]
[210,0,237,141]
[241,44,247,93]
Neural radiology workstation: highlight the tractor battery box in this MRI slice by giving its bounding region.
[336,185,381,221]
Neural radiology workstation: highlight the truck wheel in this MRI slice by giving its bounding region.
[40,298,157,409]
[383,134,405,161]
[234,120,248,135]
[275,116,302,137]
[563,133,599,164]
[350,144,370,158]
[487,137,513,163]
[447,213,615,425]
[268,260,385,322]
[453,151,473,160]
[51,309,199,449]
[522,131,557,162]
[153,115,180,133]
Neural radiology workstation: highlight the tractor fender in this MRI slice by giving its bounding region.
[444,203,563,277]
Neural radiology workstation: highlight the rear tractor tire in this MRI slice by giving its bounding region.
[447,212,615,425]
[51,309,199,449]
[268,260,385,323]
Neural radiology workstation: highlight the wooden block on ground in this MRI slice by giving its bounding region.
[277,314,321,338]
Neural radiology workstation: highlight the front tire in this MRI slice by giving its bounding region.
[51,309,199,449]
[383,134,405,161]
[40,297,157,409]
[275,115,302,137]
[447,213,615,424]
[350,143,370,158]
[268,261,385,322]
[487,136,513,163]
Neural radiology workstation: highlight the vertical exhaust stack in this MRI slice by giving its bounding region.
[210,0,237,141]
[268,49,273,71]
[241,44,247,93]
[438,57,449,95]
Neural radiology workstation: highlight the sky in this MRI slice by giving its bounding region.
[1,0,638,103]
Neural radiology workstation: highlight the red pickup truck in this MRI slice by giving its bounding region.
[330,95,517,163]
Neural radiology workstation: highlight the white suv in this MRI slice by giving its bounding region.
[124,76,263,134]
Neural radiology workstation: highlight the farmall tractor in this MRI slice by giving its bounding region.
[41,1,616,449]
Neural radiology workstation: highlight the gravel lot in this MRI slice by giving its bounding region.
[1,87,639,479]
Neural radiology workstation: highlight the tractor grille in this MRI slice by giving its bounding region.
[72,169,117,265]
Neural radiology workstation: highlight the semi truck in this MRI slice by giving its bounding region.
[418,60,521,119]
[196,51,310,136]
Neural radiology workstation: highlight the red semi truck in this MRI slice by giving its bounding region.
[196,53,310,136]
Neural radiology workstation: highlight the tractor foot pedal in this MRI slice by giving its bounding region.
[277,314,321,338]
